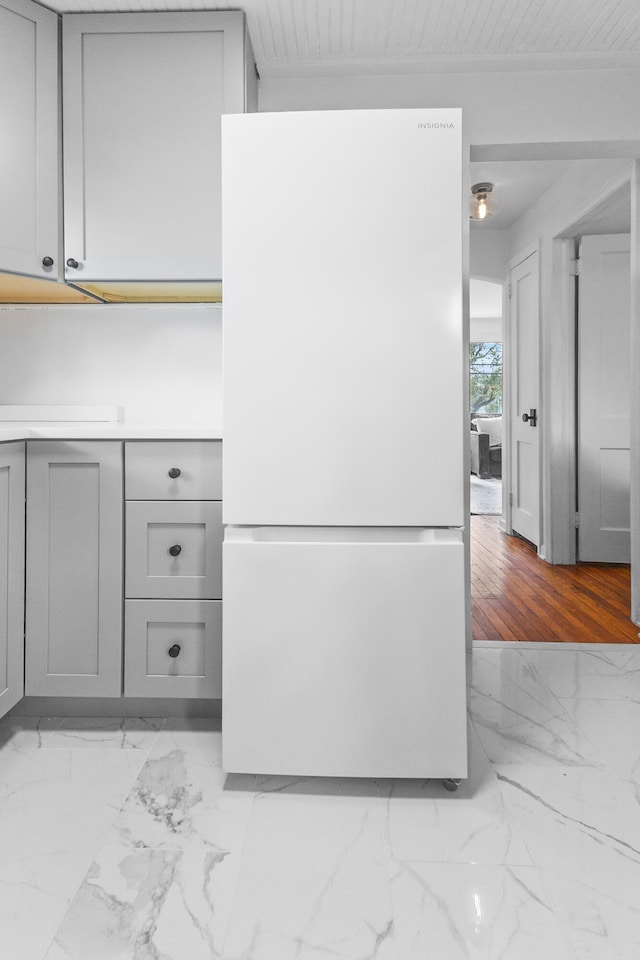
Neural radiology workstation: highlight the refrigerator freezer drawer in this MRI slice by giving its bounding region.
[222,530,467,778]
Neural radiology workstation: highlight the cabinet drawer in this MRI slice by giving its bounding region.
[125,441,222,500]
[126,500,222,599]
[125,599,221,698]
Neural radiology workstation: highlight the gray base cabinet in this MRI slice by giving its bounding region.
[9,438,220,708]
[25,441,123,697]
[0,443,25,720]
[124,440,223,698]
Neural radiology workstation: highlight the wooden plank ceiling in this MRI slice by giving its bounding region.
[39,0,640,78]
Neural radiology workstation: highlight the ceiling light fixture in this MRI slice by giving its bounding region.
[470,182,496,222]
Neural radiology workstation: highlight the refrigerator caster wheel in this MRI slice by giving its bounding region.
[443,778,461,793]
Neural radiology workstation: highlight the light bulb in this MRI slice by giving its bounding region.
[470,182,495,222]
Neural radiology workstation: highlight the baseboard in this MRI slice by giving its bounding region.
[9,696,222,718]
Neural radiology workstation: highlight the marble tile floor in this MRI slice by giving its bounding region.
[2,642,640,959]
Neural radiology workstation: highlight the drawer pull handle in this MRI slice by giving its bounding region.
[168,467,181,479]
[169,544,182,557]
[168,643,181,658]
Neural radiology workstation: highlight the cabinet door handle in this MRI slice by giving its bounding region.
[168,467,181,479]
[66,258,79,269]
[42,256,54,267]
[169,544,182,557]
[168,643,181,658]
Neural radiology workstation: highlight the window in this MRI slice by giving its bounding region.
[470,342,502,415]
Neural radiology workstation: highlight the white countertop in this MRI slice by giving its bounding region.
[0,423,223,442]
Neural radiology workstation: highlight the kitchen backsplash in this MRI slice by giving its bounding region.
[0,304,222,426]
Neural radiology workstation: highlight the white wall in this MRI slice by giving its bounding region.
[0,304,222,426]
[470,316,502,342]
[508,159,631,259]
[470,230,508,283]
[260,69,640,146]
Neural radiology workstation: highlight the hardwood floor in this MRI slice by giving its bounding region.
[471,515,640,643]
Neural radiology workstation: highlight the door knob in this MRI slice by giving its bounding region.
[42,256,54,267]
[522,408,537,427]
[66,258,79,269]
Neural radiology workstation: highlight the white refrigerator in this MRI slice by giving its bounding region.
[221,108,467,780]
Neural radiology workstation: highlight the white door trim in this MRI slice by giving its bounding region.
[631,160,640,625]
[547,237,578,564]
[548,164,634,568]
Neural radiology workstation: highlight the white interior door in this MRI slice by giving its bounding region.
[578,234,631,562]
[509,251,540,546]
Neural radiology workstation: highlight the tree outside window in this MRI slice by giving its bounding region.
[470,342,502,415]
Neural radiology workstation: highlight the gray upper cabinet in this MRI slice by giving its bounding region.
[25,441,123,698]
[0,0,60,280]
[0,443,25,720]
[62,11,256,285]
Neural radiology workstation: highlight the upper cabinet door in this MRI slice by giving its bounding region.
[0,0,60,280]
[62,11,253,284]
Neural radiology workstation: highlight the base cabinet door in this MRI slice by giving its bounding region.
[0,443,25,719]
[125,599,222,698]
[25,441,123,697]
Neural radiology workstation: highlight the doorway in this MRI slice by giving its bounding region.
[469,154,639,641]
[469,278,503,518]
[470,511,638,642]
